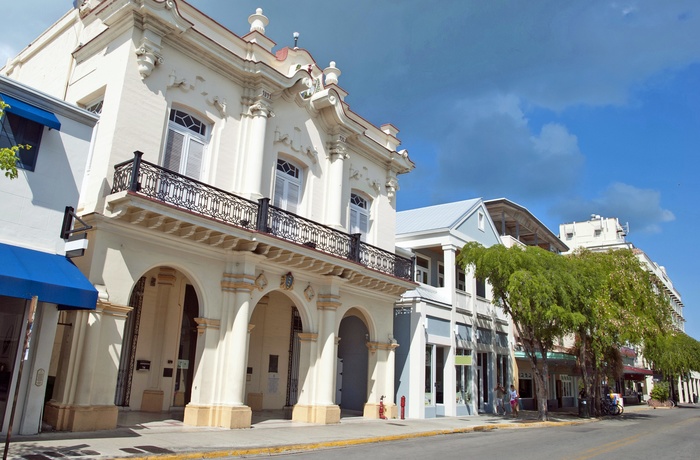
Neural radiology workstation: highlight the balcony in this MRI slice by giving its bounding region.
[110,152,413,283]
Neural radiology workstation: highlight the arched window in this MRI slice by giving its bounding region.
[163,108,208,180]
[350,192,370,240]
[274,158,301,213]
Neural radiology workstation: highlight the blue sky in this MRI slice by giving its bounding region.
[3,1,699,340]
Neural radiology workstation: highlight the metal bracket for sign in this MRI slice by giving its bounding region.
[60,206,92,240]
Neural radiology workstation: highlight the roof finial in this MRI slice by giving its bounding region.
[248,8,269,34]
[324,61,341,85]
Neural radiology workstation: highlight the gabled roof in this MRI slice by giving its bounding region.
[396,199,481,235]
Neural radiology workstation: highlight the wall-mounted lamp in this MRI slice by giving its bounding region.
[293,32,299,48]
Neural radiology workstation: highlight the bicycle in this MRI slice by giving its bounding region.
[600,397,623,416]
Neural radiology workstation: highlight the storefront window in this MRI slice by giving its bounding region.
[455,348,472,404]
[425,345,433,405]
[562,375,573,397]
[519,371,534,398]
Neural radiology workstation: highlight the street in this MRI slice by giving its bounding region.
[257,406,699,460]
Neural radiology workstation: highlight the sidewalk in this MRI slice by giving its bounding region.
[6,405,650,460]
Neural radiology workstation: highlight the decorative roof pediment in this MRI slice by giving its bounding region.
[94,0,192,36]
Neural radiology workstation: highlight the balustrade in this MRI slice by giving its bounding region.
[112,152,413,281]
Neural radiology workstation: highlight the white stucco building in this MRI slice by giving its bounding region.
[559,215,697,404]
[2,1,414,431]
[484,199,577,412]
[0,75,98,435]
[394,199,512,418]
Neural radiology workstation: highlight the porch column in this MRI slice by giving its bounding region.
[43,298,131,432]
[184,267,255,429]
[293,291,340,424]
[186,317,220,407]
[364,340,399,419]
[293,333,319,407]
[141,268,177,412]
[243,95,273,200]
[442,244,457,302]
[325,136,347,229]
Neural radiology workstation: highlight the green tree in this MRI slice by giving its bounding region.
[644,332,700,401]
[0,100,30,180]
[457,243,585,421]
[568,249,672,413]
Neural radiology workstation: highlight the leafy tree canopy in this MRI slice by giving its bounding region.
[0,100,29,180]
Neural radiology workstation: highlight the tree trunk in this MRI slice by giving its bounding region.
[533,360,549,421]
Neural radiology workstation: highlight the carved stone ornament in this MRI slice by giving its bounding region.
[304,284,315,301]
[248,100,274,118]
[136,39,163,79]
[386,176,399,198]
[274,127,318,163]
[280,272,294,290]
[255,272,268,290]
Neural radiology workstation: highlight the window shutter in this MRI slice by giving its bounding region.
[185,137,204,179]
[287,181,299,214]
[359,212,368,234]
[350,208,359,234]
[273,175,285,208]
[164,128,184,172]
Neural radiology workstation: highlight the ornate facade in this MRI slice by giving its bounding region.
[2,0,414,431]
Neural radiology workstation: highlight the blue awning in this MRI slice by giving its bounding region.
[0,93,61,131]
[0,242,97,310]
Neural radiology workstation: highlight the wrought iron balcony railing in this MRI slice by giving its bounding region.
[112,151,414,281]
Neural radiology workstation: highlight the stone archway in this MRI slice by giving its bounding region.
[246,290,303,414]
[337,314,369,413]
[114,266,202,413]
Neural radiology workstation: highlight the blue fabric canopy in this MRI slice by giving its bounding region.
[0,242,97,310]
[0,92,61,130]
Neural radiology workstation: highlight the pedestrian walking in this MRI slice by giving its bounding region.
[494,384,506,415]
[509,384,519,417]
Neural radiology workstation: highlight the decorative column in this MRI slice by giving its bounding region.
[184,318,219,415]
[293,291,341,423]
[243,96,274,200]
[43,296,131,432]
[184,264,255,429]
[140,268,176,412]
[292,333,318,414]
[325,135,347,229]
[364,340,400,419]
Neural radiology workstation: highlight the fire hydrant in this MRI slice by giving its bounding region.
[379,395,387,419]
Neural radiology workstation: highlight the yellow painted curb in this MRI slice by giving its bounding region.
[113,418,597,460]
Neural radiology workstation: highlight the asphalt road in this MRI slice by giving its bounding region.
[252,406,699,460]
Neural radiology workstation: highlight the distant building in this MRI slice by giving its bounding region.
[559,215,698,404]
[394,199,510,418]
[2,1,414,432]
[484,199,578,412]
[0,75,98,435]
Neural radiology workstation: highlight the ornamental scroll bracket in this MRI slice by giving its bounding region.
[136,37,164,79]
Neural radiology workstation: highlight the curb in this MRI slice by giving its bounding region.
[113,418,598,460]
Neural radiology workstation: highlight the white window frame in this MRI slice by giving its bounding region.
[350,192,370,241]
[274,158,302,213]
[163,108,208,180]
[478,211,485,231]
[437,262,445,288]
[456,267,466,291]
[416,255,431,285]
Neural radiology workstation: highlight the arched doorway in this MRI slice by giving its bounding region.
[114,267,200,412]
[246,291,302,415]
[337,314,369,414]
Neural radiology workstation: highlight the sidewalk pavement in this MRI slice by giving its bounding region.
[6,404,652,460]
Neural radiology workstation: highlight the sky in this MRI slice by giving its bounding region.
[2,1,699,339]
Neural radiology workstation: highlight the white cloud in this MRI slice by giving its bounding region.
[551,182,675,234]
[434,94,584,200]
